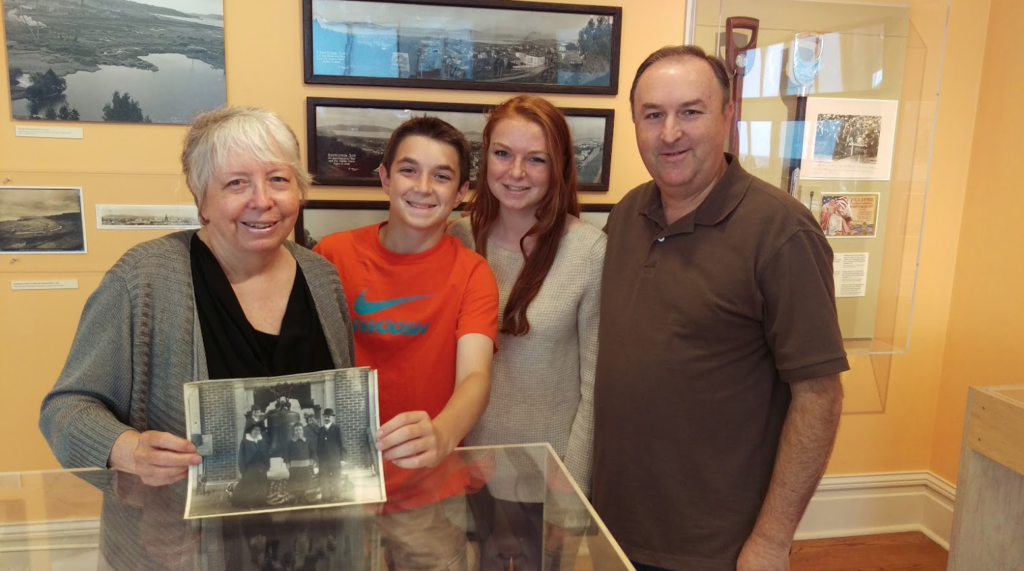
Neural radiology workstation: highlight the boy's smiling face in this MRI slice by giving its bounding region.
[380,135,469,234]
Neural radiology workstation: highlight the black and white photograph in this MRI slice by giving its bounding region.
[304,0,621,95]
[800,98,898,180]
[307,98,614,191]
[96,204,200,229]
[296,200,464,250]
[295,201,611,251]
[216,505,382,570]
[0,186,86,254]
[4,0,226,124]
[183,367,386,520]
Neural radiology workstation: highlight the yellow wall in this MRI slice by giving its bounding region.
[0,0,1011,491]
[825,0,989,477]
[929,0,1024,484]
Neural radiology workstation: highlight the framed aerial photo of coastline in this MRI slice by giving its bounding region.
[4,0,226,124]
[307,98,614,191]
[303,0,622,95]
[0,186,86,254]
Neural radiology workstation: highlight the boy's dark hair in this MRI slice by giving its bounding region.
[380,116,472,187]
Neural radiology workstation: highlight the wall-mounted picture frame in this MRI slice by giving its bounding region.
[303,0,621,95]
[4,0,226,124]
[0,186,87,254]
[295,200,612,250]
[96,204,200,230]
[307,98,614,191]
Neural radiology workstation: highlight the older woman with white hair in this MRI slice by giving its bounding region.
[40,106,355,487]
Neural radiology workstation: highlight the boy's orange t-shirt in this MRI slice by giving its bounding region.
[314,223,498,504]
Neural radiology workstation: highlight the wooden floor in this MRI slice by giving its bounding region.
[790,532,949,571]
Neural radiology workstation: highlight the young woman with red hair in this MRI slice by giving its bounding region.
[449,94,605,569]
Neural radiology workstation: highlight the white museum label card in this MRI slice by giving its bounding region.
[11,279,79,291]
[800,98,898,181]
[834,253,868,298]
[15,125,84,139]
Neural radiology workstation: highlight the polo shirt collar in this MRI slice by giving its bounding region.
[638,153,749,232]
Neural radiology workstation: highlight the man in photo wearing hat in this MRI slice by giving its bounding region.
[316,408,345,502]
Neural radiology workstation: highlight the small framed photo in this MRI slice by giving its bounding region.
[307,97,614,191]
[183,367,385,519]
[0,186,86,254]
[800,98,899,181]
[817,192,880,238]
[96,204,200,230]
[303,0,622,95]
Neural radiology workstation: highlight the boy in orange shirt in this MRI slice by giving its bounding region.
[314,118,498,567]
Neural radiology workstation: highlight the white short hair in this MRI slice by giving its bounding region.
[181,106,311,219]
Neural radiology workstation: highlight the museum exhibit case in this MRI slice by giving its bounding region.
[0,444,631,570]
[948,385,1024,570]
[685,0,949,411]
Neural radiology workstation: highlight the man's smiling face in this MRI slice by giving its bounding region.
[632,56,733,200]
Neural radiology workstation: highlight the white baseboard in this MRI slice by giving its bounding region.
[0,472,957,553]
[0,519,99,552]
[796,471,956,549]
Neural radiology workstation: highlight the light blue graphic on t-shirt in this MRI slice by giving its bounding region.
[351,290,431,337]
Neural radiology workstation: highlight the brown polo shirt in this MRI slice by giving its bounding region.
[592,155,849,571]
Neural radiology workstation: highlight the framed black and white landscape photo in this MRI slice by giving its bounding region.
[303,0,622,95]
[0,186,86,254]
[4,0,226,124]
[307,98,614,191]
[295,201,611,250]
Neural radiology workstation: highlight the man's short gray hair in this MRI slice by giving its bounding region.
[181,106,311,219]
[630,45,732,117]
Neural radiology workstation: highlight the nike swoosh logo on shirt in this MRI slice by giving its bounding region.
[353,290,431,315]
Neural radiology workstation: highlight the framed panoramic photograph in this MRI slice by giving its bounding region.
[307,98,614,191]
[303,0,622,95]
[0,186,86,254]
[4,0,226,124]
[295,200,612,250]
[96,204,200,230]
[296,200,455,249]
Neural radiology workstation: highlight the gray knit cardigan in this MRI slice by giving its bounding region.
[39,230,355,469]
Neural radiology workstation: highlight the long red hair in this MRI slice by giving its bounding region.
[469,95,581,336]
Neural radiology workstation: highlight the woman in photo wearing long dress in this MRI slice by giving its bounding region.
[234,424,271,508]
[285,422,315,503]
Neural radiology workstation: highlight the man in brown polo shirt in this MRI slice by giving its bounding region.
[592,45,849,571]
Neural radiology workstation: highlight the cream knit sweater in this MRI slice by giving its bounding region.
[449,218,605,495]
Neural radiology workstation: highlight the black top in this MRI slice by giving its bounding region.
[190,234,335,380]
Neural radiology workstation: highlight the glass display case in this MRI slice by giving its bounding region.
[0,444,632,570]
[685,0,949,411]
